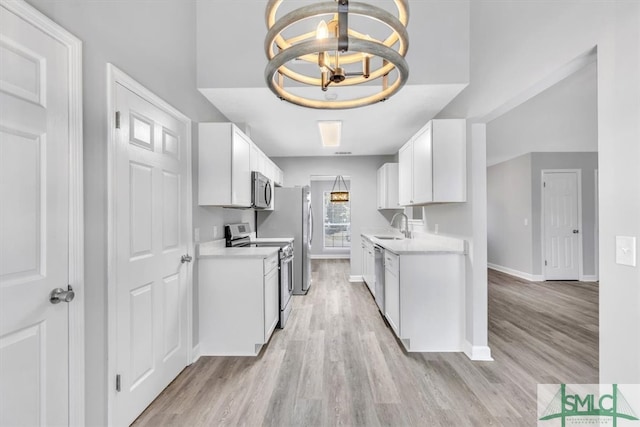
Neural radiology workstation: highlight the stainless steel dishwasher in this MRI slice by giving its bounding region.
[374,245,385,312]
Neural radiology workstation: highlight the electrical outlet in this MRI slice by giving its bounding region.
[616,236,637,267]
[524,218,529,226]
[213,226,219,239]
[434,224,439,234]
[194,228,200,242]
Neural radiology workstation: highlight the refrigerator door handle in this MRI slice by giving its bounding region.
[308,204,313,246]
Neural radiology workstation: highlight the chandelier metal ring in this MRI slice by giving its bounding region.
[264,38,409,109]
[264,2,409,87]
[265,0,409,66]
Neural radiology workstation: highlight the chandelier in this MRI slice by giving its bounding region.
[330,175,350,202]
[264,0,410,109]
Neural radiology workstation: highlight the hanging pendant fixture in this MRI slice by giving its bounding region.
[264,0,410,109]
[330,175,350,202]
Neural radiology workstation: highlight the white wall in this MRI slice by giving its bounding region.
[25,2,227,425]
[435,1,640,381]
[272,156,396,277]
[487,62,598,166]
[487,154,533,275]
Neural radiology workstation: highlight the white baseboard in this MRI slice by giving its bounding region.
[191,343,201,365]
[488,263,544,282]
[580,275,599,282]
[348,275,364,283]
[310,254,351,260]
[463,340,493,361]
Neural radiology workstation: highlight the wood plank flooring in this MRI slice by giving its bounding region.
[132,260,598,426]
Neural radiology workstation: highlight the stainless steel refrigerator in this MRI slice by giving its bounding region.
[257,186,312,295]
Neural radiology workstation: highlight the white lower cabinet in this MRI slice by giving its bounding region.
[264,259,279,338]
[383,251,464,352]
[384,251,400,335]
[199,253,280,356]
[361,236,375,294]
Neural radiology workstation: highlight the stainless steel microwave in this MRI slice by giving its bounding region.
[251,171,272,209]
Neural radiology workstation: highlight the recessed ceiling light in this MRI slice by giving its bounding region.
[318,121,342,147]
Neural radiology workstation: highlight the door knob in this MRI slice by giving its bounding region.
[50,285,75,304]
[181,254,193,263]
[573,229,579,234]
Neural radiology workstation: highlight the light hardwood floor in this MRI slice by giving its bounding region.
[132,260,598,426]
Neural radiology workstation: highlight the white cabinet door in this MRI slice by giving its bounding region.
[250,143,258,173]
[384,253,400,336]
[398,144,413,205]
[232,129,251,206]
[377,163,400,209]
[412,125,433,204]
[264,265,279,340]
[377,167,385,209]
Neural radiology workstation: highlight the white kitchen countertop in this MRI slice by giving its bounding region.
[250,236,294,244]
[198,240,280,259]
[361,232,466,255]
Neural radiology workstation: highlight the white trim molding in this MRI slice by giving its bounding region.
[580,275,599,282]
[463,341,493,361]
[191,344,201,365]
[106,64,193,425]
[1,1,86,425]
[348,275,364,283]
[488,263,544,282]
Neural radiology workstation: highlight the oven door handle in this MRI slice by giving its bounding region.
[281,255,295,263]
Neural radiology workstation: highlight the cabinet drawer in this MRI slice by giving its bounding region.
[264,253,279,274]
[384,251,399,273]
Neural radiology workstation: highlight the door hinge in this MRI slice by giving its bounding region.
[115,111,121,129]
[545,260,548,266]
[543,182,546,188]
[116,374,121,392]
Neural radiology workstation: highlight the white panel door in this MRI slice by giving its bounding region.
[0,5,70,426]
[543,172,580,280]
[115,84,189,426]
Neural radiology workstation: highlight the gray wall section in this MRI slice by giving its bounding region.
[486,152,599,277]
[487,154,533,274]
[531,152,599,276]
[272,156,396,278]
[310,179,351,257]
[25,2,226,425]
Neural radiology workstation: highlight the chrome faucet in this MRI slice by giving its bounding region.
[391,212,410,238]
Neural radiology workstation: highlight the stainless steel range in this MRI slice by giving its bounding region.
[225,223,294,328]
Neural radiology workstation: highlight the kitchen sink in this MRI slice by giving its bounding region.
[374,236,404,240]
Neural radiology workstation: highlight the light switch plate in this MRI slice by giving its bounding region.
[213,225,219,239]
[616,236,636,267]
[194,228,200,243]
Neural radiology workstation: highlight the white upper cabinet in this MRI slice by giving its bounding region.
[398,119,466,206]
[377,163,401,209]
[199,123,284,206]
[198,123,252,207]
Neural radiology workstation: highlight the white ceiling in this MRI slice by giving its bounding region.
[200,84,466,157]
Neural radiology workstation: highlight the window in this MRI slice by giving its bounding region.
[323,191,351,248]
